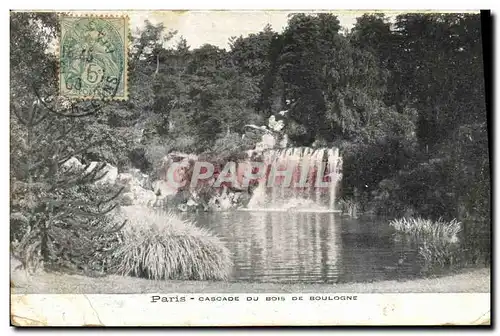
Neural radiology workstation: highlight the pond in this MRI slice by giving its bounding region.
[192,211,430,284]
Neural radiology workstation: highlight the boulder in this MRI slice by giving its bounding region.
[186,198,198,207]
[166,152,198,162]
[86,162,118,185]
[116,173,134,192]
[100,164,118,185]
[129,168,152,189]
[132,187,157,207]
[121,192,135,206]
[116,171,161,206]
[62,157,84,171]
[120,186,158,207]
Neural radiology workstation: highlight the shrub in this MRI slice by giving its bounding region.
[209,131,256,161]
[143,139,174,179]
[109,206,232,280]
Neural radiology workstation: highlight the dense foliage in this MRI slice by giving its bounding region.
[143,13,488,225]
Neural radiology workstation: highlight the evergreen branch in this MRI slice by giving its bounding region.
[97,186,125,208]
[55,123,77,141]
[57,137,109,165]
[101,219,127,234]
[32,119,56,144]
[73,203,119,218]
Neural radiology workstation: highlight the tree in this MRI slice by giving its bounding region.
[10,12,126,273]
[350,13,489,220]
[391,13,486,150]
[268,13,395,145]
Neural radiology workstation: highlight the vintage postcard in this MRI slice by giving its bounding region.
[10,9,491,326]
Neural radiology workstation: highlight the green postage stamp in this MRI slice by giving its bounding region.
[59,15,128,100]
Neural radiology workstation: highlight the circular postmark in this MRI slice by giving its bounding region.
[60,17,125,100]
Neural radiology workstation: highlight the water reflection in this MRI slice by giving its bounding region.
[194,211,488,283]
[196,212,350,283]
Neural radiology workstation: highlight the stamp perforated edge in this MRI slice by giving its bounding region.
[56,12,129,101]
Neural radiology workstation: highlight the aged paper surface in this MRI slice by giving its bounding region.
[10,9,491,326]
[10,294,491,326]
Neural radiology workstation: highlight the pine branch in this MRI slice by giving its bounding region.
[55,123,77,141]
[97,186,125,208]
[31,107,49,126]
[57,137,109,165]
[101,219,127,234]
[72,203,119,217]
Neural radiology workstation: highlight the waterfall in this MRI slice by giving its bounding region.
[247,147,343,211]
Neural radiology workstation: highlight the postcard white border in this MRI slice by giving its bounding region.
[10,293,490,326]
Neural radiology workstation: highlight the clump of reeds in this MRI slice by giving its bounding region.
[389,217,461,242]
[109,206,232,281]
[338,198,359,218]
[418,240,460,268]
[390,217,462,268]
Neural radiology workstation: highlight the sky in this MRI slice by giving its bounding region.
[128,10,372,49]
[44,10,480,54]
[128,10,478,50]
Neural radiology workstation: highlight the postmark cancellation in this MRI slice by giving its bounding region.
[58,15,128,100]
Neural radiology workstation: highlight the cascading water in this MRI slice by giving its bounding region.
[247,147,343,212]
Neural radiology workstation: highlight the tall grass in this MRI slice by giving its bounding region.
[110,206,232,281]
[389,217,462,269]
[389,217,461,242]
[337,198,359,217]
[418,240,461,268]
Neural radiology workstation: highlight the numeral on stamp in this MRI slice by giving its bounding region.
[59,15,128,100]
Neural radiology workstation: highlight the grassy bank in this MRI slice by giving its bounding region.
[11,268,490,294]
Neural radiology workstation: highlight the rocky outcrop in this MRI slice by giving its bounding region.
[63,157,162,207]
[116,171,159,207]
[85,162,119,185]
[62,157,84,171]
[62,150,255,211]
[128,168,152,190]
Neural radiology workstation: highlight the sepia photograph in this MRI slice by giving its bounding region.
[9,8,491,326]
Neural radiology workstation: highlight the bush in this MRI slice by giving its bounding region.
[143,139,173,179]
[109,206,232,280]
[208,132,256,161]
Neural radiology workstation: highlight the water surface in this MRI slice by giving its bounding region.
[194,211,426,284]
